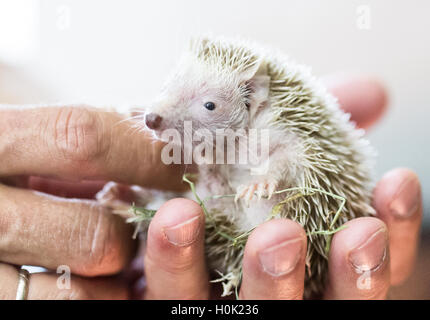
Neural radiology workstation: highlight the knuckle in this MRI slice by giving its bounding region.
[0,264,19,299]
[0,187,19,252]
[0,215,10,250]
[49,106,104,164]
[78,205,128,276]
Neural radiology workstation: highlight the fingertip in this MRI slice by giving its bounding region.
[245,218,306,256]
[148,198,204,249]
[324,74,389,129]
[245,218,306,277]
[331,217,389,274]
[332,217,388,250]
[144,198,208,299]
[326,217,390,299]
[153,198,204,228]
[372,168,422,285]
[241,219,307,300]
[373,168,422,221]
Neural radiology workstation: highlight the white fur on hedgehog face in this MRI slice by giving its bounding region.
[144,58,270,144]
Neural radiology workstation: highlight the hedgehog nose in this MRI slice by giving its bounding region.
[145,113,163,129]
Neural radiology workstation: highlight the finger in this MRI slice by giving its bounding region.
[324,217,390,300]
[323,75,388,129]
[239,219,307,300]
[144,198,208,300]
[28,176,106,199]
[0,183,135,276]
[0,264,128,299]
[372,168,422,285]
[1,175,106,199]
[0,106,185,191]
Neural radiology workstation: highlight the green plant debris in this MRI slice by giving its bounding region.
[128,173,348,298]
[127,205,156,239]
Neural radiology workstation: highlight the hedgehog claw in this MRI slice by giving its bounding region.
[256,182,267,200]
[95,181,141,212]
[235,185,248,203]
[235,180,278,203]
[267,182,277,199]
[96,182,123,206]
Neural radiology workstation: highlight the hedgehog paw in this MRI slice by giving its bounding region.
[96,181,136,208]
[235,180,277,205]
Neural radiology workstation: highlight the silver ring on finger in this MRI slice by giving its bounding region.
[16,267,30,300]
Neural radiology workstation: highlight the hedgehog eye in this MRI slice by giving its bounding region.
[243,82,252,110]
[204,102,216,111]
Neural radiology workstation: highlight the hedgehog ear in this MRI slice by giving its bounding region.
[242,62,270,120]
[239,59,266,83]
[247,75,270,120]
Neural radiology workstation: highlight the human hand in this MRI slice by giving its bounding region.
[0,105,185,299]
[137,76,423,300]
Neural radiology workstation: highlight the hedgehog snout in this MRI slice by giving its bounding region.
[145,113,163,130]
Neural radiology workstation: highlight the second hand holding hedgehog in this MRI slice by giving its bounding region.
[98,36,376,298]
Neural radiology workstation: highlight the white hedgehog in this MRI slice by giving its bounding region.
[100,36,376,298]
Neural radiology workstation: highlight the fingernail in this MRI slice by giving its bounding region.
[258,238,303,277]
[349,227,388,273]
[164,215,201,246]
[389,176,421,219]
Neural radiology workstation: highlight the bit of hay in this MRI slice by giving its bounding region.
[127,173,348,298]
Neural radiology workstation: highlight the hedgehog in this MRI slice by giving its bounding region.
[99,36,376,298]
